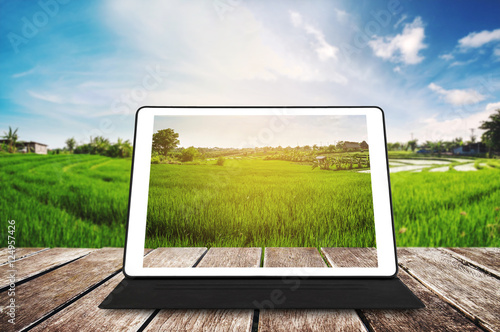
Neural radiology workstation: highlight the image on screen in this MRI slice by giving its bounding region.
[144,115,377,268]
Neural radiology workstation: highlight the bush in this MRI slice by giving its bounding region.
[216,156,225,166]
[180,147,199,162]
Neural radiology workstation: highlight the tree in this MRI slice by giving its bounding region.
[65,137,76,152]
[152,128,179,156]
[108,138,132,158]
[407,139,418,152]
[480,108,500,153]
[180,146,199,162]
[91,136,110,155]
[2,126,19,153]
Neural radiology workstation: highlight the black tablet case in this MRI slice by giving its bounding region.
[99,277,424,309]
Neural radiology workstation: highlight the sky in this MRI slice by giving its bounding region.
[153,115,368,148]
[1,0,500,148]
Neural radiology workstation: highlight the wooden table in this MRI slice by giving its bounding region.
[0,247,498,332]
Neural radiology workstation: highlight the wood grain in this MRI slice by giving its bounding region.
[31,248,205,332]
[0,248,124,332]
[361,268,482,331]
[143,247,261,332]
[259,247,366,332]
[264,247,326,267]
[444,247,500,278]
[0,247,94,289]
[398,248,500,332]
[321,247,377,267]
[197,247,262,267]
[143,247,207,268]
[0,247,48,266]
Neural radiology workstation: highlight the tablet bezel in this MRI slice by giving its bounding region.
[124,106,398,278]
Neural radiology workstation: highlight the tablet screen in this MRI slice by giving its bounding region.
[143,114,378,268]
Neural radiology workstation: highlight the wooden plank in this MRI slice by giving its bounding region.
[398,248,500,332]
[259,310,366,332]
[444,247,500,278]
[143,248,260,332]
[0,248,94,288]
[197,247,262,267]
[361,269,482,332]
[259,247,366,332]
[145,309,254,332]
[0,248,48,266]
[264,247,326,267]
[0,248,125,332]
[321,247,377,267]
[31,248,205,332]
[143,247,206,267]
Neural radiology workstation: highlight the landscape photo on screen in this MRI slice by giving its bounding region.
[144,115,377,267]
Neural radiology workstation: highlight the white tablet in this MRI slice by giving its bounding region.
[124,106,397,277]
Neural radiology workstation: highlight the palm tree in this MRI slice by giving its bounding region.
[2,126,19,153]
[115,138,132,158]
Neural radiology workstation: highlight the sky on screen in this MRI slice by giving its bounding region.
[1,0,500,148]
[153,115,368,148]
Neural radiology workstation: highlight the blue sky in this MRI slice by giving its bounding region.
[1,0,500,148]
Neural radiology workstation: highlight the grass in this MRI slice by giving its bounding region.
[391,170,500,246]
[0,154,129,247]
[145,159,375,248]
[0,154,498,248]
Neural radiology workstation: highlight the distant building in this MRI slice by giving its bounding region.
[360,141,369,150]
[22,141,48,154]
[0,139,48,154]
[343,142,361,150]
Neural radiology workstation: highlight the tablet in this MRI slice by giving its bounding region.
[124,106,397,277]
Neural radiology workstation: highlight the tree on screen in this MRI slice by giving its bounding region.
[152,128,180,156]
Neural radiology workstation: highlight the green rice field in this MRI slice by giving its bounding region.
[145,158,375,248]
[0,154,499,248]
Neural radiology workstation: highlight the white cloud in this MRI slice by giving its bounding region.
[415,102,500,142]
[439,53,454,61]
[458,28,500,48]
[428,83,486,105]
[393,66,401,73]
[368,17,427,65]
[27,90,64,104]
[494,48,500,58]
[334,8,348,23]
[289,11,339,61]
[12,67,37,78]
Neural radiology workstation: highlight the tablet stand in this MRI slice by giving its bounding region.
[99,276,424,309]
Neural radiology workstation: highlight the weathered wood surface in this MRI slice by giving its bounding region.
[398,247,500,332]
[444,247,500,277]
[143,248,260,332]
[31,248,202,332]
[0,248,124,332]
[0,247,94,289]
[0,247,499,332]
[321,247,378,267]
[361,269,482,332]
[197,247,262,268]
[0,247,48,266]
[143,247,206,268]
[264,247,326,267]
[259,247,366,332]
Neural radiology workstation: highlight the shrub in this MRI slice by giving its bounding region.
[216,156,226,166]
